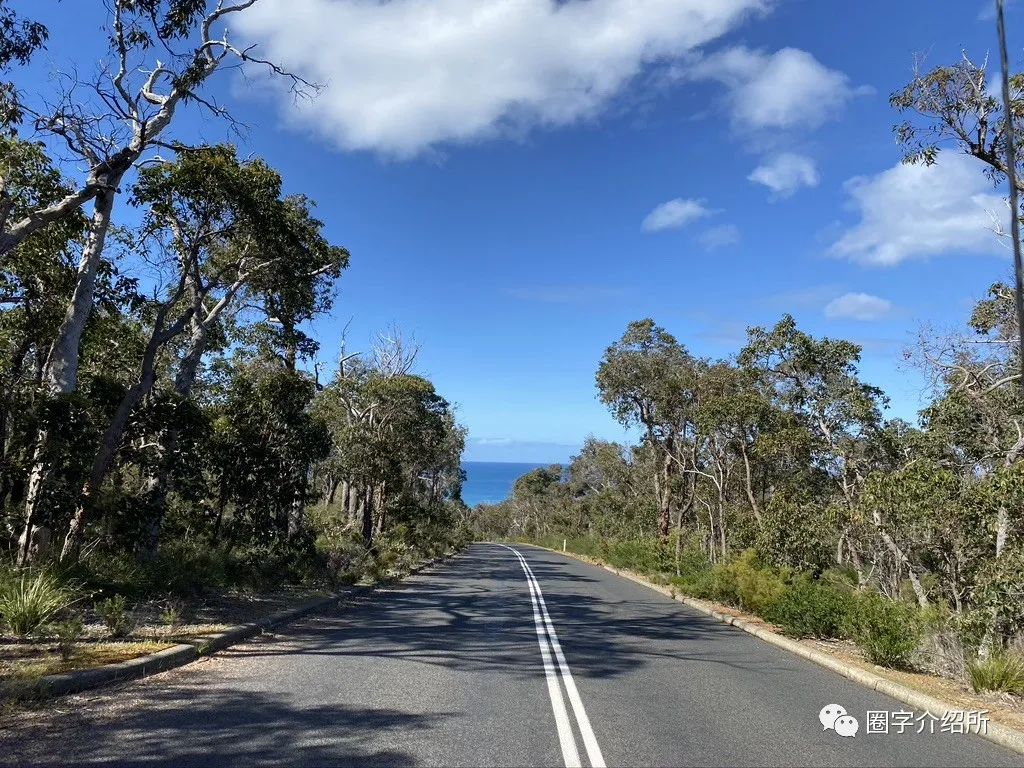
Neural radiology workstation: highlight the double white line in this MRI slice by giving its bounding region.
[498,545,606,768]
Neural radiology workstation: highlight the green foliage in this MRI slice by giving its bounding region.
[97,595,133,638]
[73,541,231,599]
[968,651,1024,695]
[159,603,182,628]
[973,548,1024,639]
[711,550,788,616]
[846,592,921,668]
[757,495,841,573]
[949,609,992,655]
[0,571,77,638]
[53,616,84,661]
[768,579,852,639]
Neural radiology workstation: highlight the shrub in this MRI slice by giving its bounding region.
[674,537,711,570]
[712,550,788,616]
[585,537,673,574]
[845,592,921,668]
[98,595,133,638]
[54,617,85,661]
[949,609,991,655]
[768,579,852,639]
[0,571,78,638]
[973,548,1024,641]
[968,651,1024,695]
[72,541,233,599]
[672,570,715,601]
[160,604,182,628]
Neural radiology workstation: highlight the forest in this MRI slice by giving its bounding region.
[476,55,1024,695]
[0,0,469,655]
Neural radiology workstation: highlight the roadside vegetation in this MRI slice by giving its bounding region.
[476,55,1024,699]
[0,1,470,684]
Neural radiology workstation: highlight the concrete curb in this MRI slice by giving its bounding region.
[2,553,451,700]
[529,545,1024,758]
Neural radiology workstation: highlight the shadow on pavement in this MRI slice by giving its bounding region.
[219,544,801,682]
[1,685,446,767]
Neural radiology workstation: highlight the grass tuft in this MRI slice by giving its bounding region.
[968,651,1024,695]
[0,572,77,638]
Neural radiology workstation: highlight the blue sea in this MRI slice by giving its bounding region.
[461,461,548,507]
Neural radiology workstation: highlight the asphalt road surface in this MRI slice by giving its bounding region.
[2,543,1021,767]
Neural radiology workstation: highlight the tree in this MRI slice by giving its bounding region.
[54,146,346,561]
[14,1,313,563]
[0,0,47,130]
[597,320,701,540]
[313,334,465,549]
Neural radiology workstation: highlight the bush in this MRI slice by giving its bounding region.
[72,541,233,599]
[768,579,852,639]
[160,605,182,628]
[968,651,1024,694]
[0,571,78,638]
[98,595,133,638]
[712,550,788,616]
[973,548,1024,641]
[591,538,673,574]
[54,617,85,661]
[845,592,921,668]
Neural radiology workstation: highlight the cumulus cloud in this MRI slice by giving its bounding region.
[642,198,713,232]
[699,224,741,249]
[232,0,767,156]
[688,47,861,132]
[749,153,819,197]
[830,154,1006,266]
[824,292,892,321]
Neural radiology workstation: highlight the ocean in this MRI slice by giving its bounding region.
[461,461,549,507]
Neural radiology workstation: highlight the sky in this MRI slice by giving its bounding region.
[16,0,1024,463]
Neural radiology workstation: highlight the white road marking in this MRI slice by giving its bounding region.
[521,557,606,768]
[527,566,581,768]
[498,544,606,768]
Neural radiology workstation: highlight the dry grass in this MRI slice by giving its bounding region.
[0,641,173,682]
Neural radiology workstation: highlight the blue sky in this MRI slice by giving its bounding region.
[19,0,1023,462]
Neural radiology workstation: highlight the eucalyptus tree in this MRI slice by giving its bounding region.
[207,357,330,546]
[597,320,703,540]
[891,54,1022,186]
[314,337,465,548]
[916,284,1024,559]
[738,317,891,577]
[0,0,47,130]
[51,146,346,561]
[12,1,314,562]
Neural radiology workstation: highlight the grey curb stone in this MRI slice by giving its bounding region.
[534,545,1024,757]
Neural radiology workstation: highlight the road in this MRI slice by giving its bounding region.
[1,543,1020,767]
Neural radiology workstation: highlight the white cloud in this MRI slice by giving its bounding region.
[689,47,860,131]
[824,292,893,321]
[699,224,741,249]
[830,154,1006,266]
[642,198,712,232]
[749,153,819,197]
[233,0,767,156]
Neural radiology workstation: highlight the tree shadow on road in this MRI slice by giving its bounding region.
[218,544,805,683]
[1,684,446,767]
